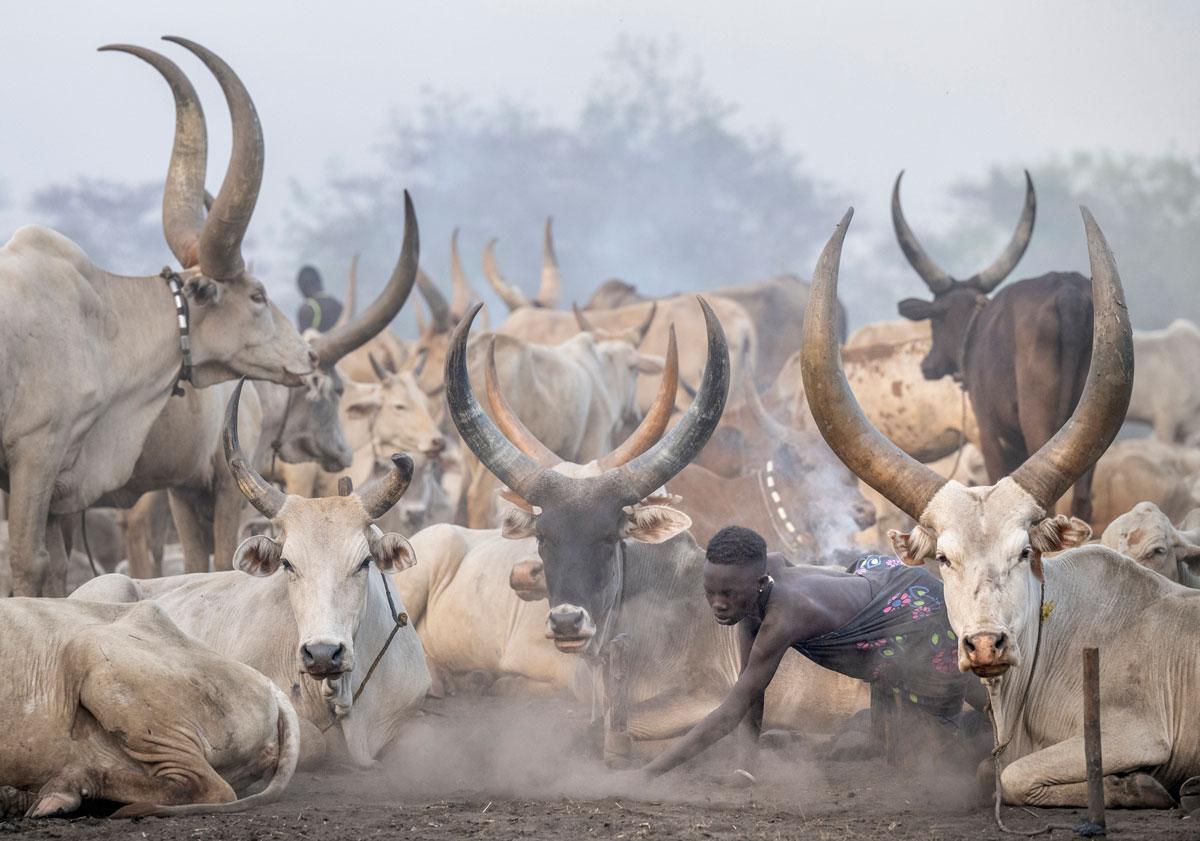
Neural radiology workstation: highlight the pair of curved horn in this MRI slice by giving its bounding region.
[482,217,562,311]
[223,379,413,520]
[571,301,657,347]
[892,170,1036,295]
[310,192,419,367]
[445,299,725,504]
[802,207,1132,521]
[415,228,481,334]
[102,37,263,280]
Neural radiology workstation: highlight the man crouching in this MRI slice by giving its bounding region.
[636,526,984,782]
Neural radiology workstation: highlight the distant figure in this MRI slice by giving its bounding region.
[296,265,343,332]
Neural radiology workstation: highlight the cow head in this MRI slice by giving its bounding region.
[224,380,417,680]
[104,39,315,388]
[803,206,1131,678]
[264,368,353,473]
[1102,502,1200,584]
[447,299,729,654]
[481,218,562,312]
[570,303,662,433]
[347,355,447,472]
[892,171,1037,382]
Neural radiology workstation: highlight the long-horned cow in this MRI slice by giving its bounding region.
[0,38,316,596]
[803,206,1200,809]
[0,598,299,818]
[892,172,1101,522]
[73,381,431,767]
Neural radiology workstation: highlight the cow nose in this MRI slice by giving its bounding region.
[963,632,1006,666]
[301,643,345,674]
[852,499,877,529]
[306,348,320,369]
[548,609,586,637]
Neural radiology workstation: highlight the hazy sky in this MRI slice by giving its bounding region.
[3,1,1198,284]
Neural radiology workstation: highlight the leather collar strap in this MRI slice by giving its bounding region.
[160,267,193,397]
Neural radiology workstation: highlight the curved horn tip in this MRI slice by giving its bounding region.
[388,453,415,484]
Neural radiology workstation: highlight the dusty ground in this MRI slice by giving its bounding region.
[1,696,1193,840]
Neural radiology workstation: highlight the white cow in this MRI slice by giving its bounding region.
[1101,502,1200,588]
[0,598,298,818]
[73,381,431,767]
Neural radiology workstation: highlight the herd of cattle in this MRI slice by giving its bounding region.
[0,38,1197,819]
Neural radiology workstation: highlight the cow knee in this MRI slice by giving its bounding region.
[1000,767,1046,806]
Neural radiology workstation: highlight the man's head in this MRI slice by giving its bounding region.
[704,526,770,625]
[298,265,323,297]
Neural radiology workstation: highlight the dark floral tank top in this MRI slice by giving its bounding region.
[792,554,972,723]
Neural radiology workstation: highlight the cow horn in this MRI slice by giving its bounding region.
[355,453,415,520]
[1009,208,1133,512]
[101,44,207,270]
[743,365,792,443]
[330,254,359,330]
[537,216,562,308]
[483,239,534,311]
[416,266,452,334]
[597,324,678,470]
[163,37,262,281]
[632,302,657,347]
[802,209,948,522]
[368,352,392,382]
[891,171,955,295]
[485,339,560,466]
[449,227,476,320]
[224,378,286,519]
[311,191,419,367]
[572,302,595,333]
[445,303,544,496]
[612,298,729,503]
[970,170,1036,293]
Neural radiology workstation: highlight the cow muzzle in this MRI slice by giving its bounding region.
[300,641,353,678]
[544,604,597,653]
[960,630,1013,677]
[510,560,548,601]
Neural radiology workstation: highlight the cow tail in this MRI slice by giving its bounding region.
[113,683,300,818]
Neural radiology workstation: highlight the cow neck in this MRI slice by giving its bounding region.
[955,294,989,391]
[160,267,193,397]
[986,577,1047,761]
[587,539,628,661]
[756,459,805,561]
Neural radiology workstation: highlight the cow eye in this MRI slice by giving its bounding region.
[359,556,373,572]
[251,290,266,304]
[281,558,294,573]
[936,553,950,568]
[1019,546,1033,562]
[1153,547,1167,556]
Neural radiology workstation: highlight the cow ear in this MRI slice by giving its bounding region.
[1030,515,1092,554]
[888,525,936,566]
[234,535,283,577]
[186,277,221,306]
[631,352,664,375]
[373,532,417,572]
[622,504,691,544]
[897,297,936,322]
[343,394,381,421]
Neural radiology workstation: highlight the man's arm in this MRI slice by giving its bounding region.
[641,623,790,779]
[735,620,764,775]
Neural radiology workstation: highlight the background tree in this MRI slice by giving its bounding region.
[286,37,846,335]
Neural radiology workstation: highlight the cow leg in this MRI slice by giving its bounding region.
[43,515,70,597]
[972,405,1026,485]
[465,460,498,529]
[5,456,59,596]
[168,488,212,574]
[1000,729,1174,809]
[211,478,245,572]
[1067,465,1096,525]
[122,493,160,579]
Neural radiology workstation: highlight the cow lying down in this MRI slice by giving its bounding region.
[0,598,297,819]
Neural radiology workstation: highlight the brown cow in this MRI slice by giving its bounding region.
[892,171,1101,522]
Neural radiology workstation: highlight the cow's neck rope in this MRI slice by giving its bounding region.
[985,578,1071,837]
[758,461,803,560]
[160,267,193,398]
[269,387,297,481]
[945,295,988,480]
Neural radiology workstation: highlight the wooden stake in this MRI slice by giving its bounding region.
[1079,647,1106,836]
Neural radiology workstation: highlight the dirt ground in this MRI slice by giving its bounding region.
[1,696,1193,840]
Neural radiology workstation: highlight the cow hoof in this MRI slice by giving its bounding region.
[1180,776,1200,816]
[27,790,81,818]
[1109,773,1175,809]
